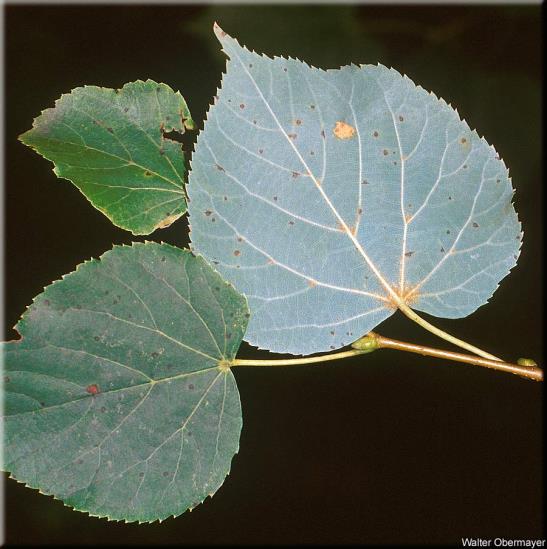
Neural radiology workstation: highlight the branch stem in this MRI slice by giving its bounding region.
[367,332,542,382]
[231,332,542,382]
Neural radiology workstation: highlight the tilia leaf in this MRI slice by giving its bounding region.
[188,26,522,355]
[2,242,249,522]
[19,80,195,235]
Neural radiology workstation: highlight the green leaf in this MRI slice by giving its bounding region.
[188,27,521,355]
[2,243,249,522]
[19,80,195,235]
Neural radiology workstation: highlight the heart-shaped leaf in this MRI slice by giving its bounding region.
[2,243,249,522]
[20,80,194,235]
[188,27,522,355]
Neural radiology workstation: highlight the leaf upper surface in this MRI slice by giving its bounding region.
[20,80,194,235]
[2,243,249,522]
[188,26,522,355]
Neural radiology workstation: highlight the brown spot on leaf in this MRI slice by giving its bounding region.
[398,115,404,122]
[288,133,297,140]
[292,171,300,178]
[204,210,213,216]
[405,251,414,257]
[240,103,245,109]
[333,121,356,140]
[307,280,317,288]
[234,250,241,256]
[86,384,100,395]
[373,131,379,138]
[383,149,389,156]
[472,222,479,228]
[215,164,225,172]
[295,119,302,126]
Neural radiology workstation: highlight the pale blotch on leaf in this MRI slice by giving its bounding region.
[154,213,182,230]
[333,121,356,140]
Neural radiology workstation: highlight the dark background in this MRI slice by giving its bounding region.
[3,3,543,545]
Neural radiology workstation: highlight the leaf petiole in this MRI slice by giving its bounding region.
[395,300,501,361]
[231,348,373,367]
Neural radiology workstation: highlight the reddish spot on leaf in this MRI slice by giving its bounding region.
[86,384,100,395]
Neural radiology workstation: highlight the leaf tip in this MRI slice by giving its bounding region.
[213,21,228,42]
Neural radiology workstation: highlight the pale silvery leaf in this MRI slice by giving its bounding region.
[188,26,522,355]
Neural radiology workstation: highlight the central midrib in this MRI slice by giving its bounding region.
[230,51,404,308]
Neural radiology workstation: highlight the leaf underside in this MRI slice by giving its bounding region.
[188,26,522,355]
[2,243,249,522]
[19,80,194,235]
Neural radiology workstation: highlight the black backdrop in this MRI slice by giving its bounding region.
[3,4,543,545]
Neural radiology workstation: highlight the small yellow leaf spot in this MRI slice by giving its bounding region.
[333,121,356,140]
